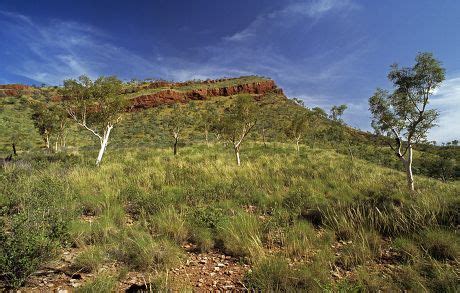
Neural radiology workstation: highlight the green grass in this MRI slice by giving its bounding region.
[0,142,458,290]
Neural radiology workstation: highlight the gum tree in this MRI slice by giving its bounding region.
[198,103,219,146]
[285,111,311,152]
[369,52,445,191]
[329,104,347,122]
[61,75,125,166]
[31,101,68,151]
[218,95,257,166]
[163,103,192,155]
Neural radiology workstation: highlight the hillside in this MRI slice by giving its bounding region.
[0,76,459,291]
[1,76,457,180]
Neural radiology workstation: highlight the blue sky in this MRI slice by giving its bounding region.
[1,0,459,142]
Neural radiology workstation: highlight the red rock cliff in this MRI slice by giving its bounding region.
[0,84,34,97]
[129,80,282,110]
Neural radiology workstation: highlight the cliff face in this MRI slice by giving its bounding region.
[0,84,34,97]
[129,79,283,110]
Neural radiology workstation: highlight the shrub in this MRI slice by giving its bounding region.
[217,211,264,262]
[0,215,57,288]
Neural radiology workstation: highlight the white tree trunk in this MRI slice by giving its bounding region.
[398,146,414,191]
[295,138,300,152]
[235,146,241,166]
[45,134,50,149]
[405,146,414,191]
[205,129,209,146]
[95,125,113,166]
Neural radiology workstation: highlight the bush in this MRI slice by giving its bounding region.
[217,211,264,262]
[0,215,57,288]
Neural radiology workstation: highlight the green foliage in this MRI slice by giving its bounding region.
[245,255,330,291]
[148,207,188,244]
[110,227,183,271]
[72,246,107,273]
[0,214,57,288]
[217,211,264,261]
[421,229,459,261]
[218,94,257,146]
[329,104,347,122]
[76,273,117,293]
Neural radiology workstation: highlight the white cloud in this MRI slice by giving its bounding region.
[224,0,357,42]
[0,11,161,84]
[428,77,460,143]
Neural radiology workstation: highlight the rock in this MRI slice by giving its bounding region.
[217,263,225,267]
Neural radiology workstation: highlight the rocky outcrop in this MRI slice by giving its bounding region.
[129,80,282,110]
[0,84,34,97]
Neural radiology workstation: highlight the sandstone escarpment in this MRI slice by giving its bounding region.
[0,84,34,97]
[129,79,282,110]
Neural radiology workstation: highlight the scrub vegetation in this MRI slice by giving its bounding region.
[0,53,458,291]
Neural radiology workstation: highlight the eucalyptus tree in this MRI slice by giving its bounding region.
[285,110,312,152]
[198,103,219,146]
[163,103,192,155]
[369,52,445,191]
[218,95,257,166]
[61,75,126,166]
[329,104,347,122]
[31,102,68,151]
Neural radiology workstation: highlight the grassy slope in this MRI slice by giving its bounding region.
[0,143,458,290]
[0,74,458,290]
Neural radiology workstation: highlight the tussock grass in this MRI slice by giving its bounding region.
[1,143,458,289]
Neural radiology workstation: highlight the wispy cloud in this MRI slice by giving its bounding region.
[0,11,162,84]
[428,77,460,142]
[224,0,358,42]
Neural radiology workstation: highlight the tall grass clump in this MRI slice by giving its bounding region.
[217,211,264,262]
[110,227,183,271]
[245,255,331,291]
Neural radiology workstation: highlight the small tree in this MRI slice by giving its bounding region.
[369,52,445,191]
[31,102,68,151]
[163,103,192,155]
[31,102,55,149]
[198,103,218,146]
[329,104,347,122]
[218,95,257,166]
[61,75,125,166]
[285,110,311,152]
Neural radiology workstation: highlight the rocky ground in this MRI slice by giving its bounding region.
[10,244,250,292]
